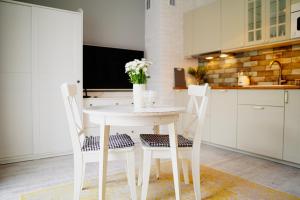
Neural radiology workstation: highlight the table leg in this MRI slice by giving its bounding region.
[99,125,110,200]
[168,122,181,200]
[154,125,160,179]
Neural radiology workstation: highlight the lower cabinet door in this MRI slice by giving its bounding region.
[237,105,284,159]
[211,90,237,148]
[0,74,33,158]
[283,90,300,164]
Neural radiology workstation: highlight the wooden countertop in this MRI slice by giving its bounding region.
[173,85,300,90]
[173,86,188,90]
[211,85,300,90]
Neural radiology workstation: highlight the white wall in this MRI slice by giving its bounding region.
[17,0,145,50]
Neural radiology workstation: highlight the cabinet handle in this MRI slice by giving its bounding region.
[219,89,227,92]
[252,106,264,110]
[77,80,80,83]
[284,91,289,104]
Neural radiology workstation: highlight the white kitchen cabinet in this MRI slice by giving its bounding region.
[245,0,266,45]
[237,105,284,159]
[0,2,33,158]
[193,0,221,54]
[0,2,32,73]
[221,0,245,50]
[0,1,82,163]
[183,11,195,57]
[245,0,290,45]
[238,89,284,106]
[0,74,33,158]
[211,89,237,148]
[283,90,300,164]
[32,7,82,154]
[266,0,290,42]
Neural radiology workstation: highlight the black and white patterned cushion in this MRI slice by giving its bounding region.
[81,134,134,151]
[140,134,193,148]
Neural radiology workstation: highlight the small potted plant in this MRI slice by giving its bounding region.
[187,66,207,85]
[125,58,151,108]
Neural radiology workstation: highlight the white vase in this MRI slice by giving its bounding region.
[133,84,146,109]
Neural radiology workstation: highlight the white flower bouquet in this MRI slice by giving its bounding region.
[125,58,152,84]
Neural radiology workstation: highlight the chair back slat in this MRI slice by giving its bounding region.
[61,83,83,153]
[181,84,209,141]
[188,84,208,97]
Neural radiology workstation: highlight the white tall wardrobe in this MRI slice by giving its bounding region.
[0,0,83,163]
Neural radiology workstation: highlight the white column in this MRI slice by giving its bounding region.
[145,0,198,105]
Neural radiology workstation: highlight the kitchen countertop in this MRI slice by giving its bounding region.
[173,85,300,90]
[211,85,300,89]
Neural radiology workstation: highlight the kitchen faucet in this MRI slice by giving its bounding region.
[268,60,286,85]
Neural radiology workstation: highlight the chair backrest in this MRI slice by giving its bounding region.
[181,84,209,142]
[61,83,84,154]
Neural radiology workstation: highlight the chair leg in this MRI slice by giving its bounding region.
[126,151,137,200]
[192,147,201,200]
[81,162,86,190]
[138,148,143,186]
[141,150,152,200]
[155,159,160,179]
[153,125,160,180]
[74,158,83,200]
[182,159,190,184]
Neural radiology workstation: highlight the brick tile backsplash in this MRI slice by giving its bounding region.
[199,45,300,86]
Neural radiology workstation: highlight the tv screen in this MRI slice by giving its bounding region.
[83,45,144,90]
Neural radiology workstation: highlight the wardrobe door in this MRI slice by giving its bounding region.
[32,7,82,154]
[0,2,33,159]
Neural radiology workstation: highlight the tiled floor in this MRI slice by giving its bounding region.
[0,144,299,200]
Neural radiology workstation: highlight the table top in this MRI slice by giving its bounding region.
[83,105,185,117]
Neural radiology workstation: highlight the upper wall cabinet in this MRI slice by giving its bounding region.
[183,0,221,56]
[245,0,266,45]
[221,0,245,50]
[183,0,292,55]
[245,0,291,46]
[194,0,221,55]
[266,0,291,42]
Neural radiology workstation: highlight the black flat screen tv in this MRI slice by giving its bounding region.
[83,45,144,90]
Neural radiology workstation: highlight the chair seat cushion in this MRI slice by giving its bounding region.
[140,134,193,148]
[81,134,134,151]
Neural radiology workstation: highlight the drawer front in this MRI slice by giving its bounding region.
[237,105,284,159]
[84,98,133,107]
[238,90,284,106]
[83,98,132,127]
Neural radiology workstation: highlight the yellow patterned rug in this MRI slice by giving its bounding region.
[20,162,299,200]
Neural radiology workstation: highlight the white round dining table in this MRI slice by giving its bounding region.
[84,105,185,200]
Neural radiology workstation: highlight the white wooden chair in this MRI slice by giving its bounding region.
[61,83,137,200]
[138,84,209,200]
